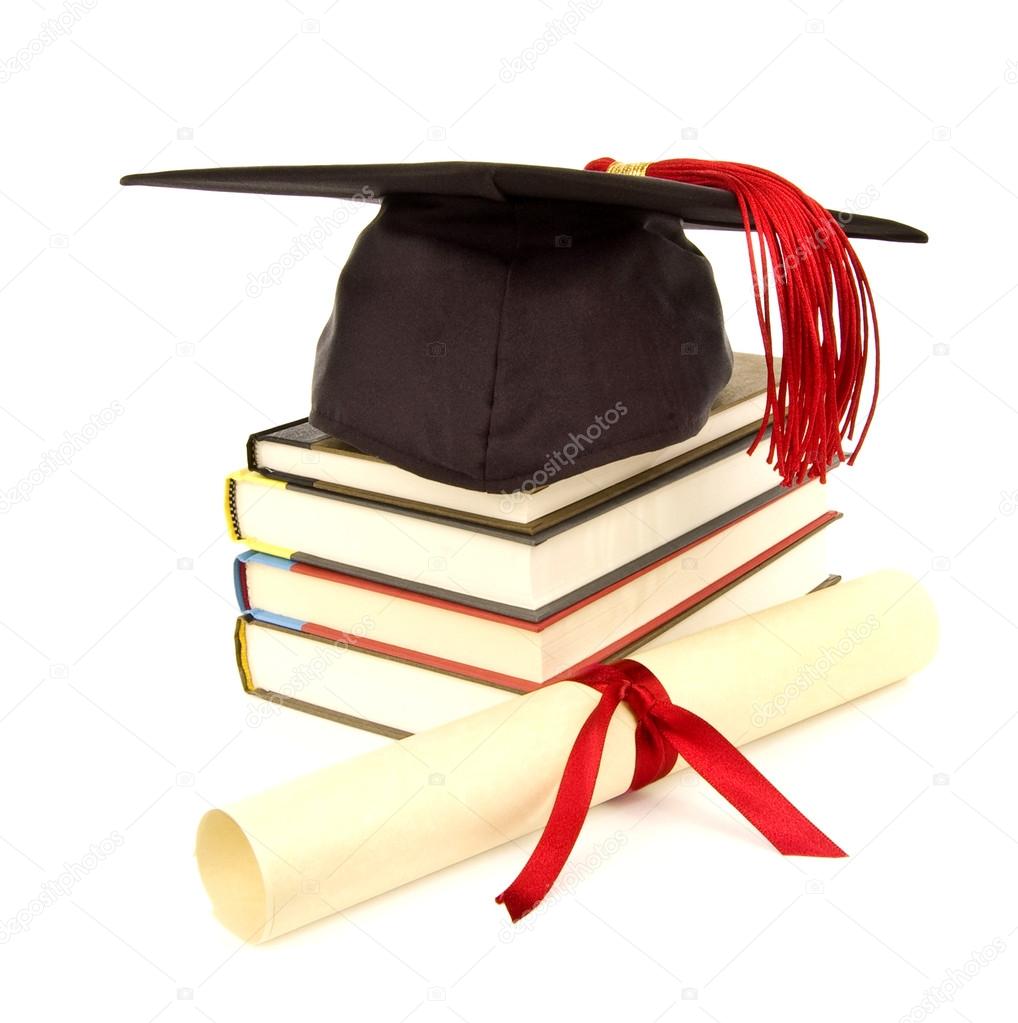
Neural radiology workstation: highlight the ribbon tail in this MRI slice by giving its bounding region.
[654,704,846,858]
[496,689,623,922]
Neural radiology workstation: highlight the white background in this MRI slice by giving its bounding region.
[2,1,1017,1020]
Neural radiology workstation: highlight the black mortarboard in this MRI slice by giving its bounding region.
[121,159,926,492]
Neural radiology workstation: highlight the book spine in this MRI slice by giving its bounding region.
[233,553,253,611]
[234,616,253,693]
[245,431,258,473]
[224,475,243,541]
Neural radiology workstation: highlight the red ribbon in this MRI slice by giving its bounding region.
[496,659,846,922]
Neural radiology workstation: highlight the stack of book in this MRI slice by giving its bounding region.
[226,354,840,738]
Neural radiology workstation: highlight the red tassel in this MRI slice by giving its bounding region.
[585,157,880,486]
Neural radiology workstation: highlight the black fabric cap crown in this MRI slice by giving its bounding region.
[121,162,926,492]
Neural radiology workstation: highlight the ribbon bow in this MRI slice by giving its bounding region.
[496,659,845,922]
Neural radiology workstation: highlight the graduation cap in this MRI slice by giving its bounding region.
[121,158,926,492]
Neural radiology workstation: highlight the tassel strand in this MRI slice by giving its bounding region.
[586,157,880,486]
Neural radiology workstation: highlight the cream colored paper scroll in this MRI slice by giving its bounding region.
[197,571,937,942]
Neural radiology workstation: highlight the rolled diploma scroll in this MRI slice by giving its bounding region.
[197,571,937,941]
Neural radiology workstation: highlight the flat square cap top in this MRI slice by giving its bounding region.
[120,161,927,243]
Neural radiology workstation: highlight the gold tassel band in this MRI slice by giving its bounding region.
[605,161,651,176]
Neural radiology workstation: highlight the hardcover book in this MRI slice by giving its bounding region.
[247,352,774,532]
